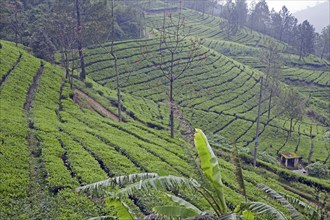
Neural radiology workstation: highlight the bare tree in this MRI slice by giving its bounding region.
[259,41,281,120]
[145,1,203,138]
[278,88,305,137]
[109,0,122,122]
[253,77,263,168]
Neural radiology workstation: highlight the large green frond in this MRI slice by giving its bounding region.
[88,216,116,220]
[257,184,303,220]
[280,193,319,218]
[194,128,227,213]
[107,199,134,220]
[114,175,200,199]
[76,173,159,192]
[219,213,243,220]
[239,202,288,220]
[153,206,200,218]
[168,194,203,215]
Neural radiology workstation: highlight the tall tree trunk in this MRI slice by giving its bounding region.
[267,89,273,121]
[321,42,326,59]
[114,53,122,122]
[14,12,18,46]
[294,127,301,152]
[289,117,293,137]
[65,52,69,79]
[299,37,304,61]
[253,77,263,168]
[70,49,76,89]
[307,126,314,163]
[250,14,254,34]
[110,0,122,122]
[170,77,174,138]
[75,0,86,81]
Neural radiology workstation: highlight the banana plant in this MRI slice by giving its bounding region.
[77,129,288,219]
[257,183,320,220]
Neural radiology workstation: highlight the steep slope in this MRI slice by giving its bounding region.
[0,40,193,218]
[82,36,329,164]
[1,35,329,219]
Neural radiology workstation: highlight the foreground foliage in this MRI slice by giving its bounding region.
[77,129,299,219]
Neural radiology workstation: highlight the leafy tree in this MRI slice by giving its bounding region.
[319,25,330,60]
[248,0,270,34]
[46,0,76,79]
[29,28,57,62]
[306,162,329,178]
[269,6,293,42]
[1,0,26,46]
[295,20,315,60]
[222,0,239,38]
[278,88,305,137]
[235,0,248,28]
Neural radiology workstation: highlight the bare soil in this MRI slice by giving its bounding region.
[74,89,119,121]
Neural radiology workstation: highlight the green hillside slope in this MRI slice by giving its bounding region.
[0,40,192,218]
[1,5,329,219]
[82,36,329,164]
[1,39,329,218]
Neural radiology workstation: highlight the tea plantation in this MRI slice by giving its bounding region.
[0,4,329,220]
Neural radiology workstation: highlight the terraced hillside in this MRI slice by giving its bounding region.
[0,40,193,218]
[1,4,330,219]
[1,38,329,219]
[83,35,329,164]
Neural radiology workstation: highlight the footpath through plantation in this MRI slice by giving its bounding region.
[0,0,329,219]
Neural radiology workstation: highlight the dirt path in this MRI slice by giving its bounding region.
[24,63,56,218]
[24,64,44,111]
[172,102,195,144]
[74,89,119,121]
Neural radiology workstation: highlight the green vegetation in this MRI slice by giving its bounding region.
[0,1,329,219]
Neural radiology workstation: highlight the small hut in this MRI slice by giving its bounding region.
[280,152,302,169]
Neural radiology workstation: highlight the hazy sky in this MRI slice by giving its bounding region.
[246,0,327,13]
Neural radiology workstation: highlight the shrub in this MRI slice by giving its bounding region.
[96,90,104,96]
[306,162,329,178]
[85,82,93,88]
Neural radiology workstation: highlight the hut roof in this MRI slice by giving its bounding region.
[280,152,302,159]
